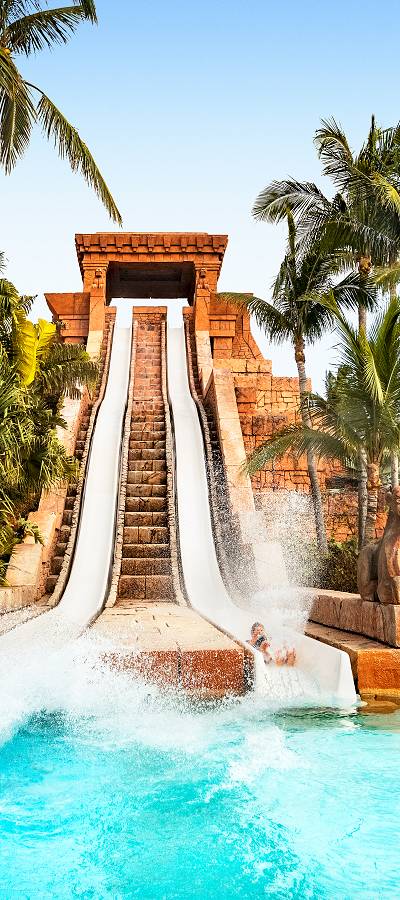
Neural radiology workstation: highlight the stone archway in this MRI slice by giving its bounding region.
[46,232,228,361]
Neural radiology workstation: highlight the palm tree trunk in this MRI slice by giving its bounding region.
[391,454,399,489]
[294,336,328,554]
[358,303,367,332]
[358,449,368,548]
[364,462,380,544]
[357,263,369,544]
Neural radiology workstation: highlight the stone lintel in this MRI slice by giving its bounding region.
[75,232,228,273]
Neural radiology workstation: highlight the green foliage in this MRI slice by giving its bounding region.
[0,261,96,583]
[0,1,121,223]
[320,540,358,593]
[291,538,358,592]
[252,115,400,299]
[245,300,400,541]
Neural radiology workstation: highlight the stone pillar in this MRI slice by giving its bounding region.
[194,266,218,394]
[209,367,255,517]
[83,264,108,358]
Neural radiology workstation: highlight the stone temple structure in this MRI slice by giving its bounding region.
[2,230,400,702]
[45,231,362,542]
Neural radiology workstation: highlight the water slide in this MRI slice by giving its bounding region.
[167,323,357,704]
[0,321,132,655]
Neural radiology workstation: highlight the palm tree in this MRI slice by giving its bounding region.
[220,212,375,554]
[245,299,400,545]
[253,117,400,329]
[253,116,400,536]
[0,0,121,223]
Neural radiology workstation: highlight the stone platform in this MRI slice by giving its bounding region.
[91,603,251,698]
[306,622,400,703]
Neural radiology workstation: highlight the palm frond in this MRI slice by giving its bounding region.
[33,87,122,224]
[314,117,355,192]
[72,0,97,23]
[6,6,91,55]
[245,423,354,476]
[218,292,294,343]
[0,49,35,170]
[252,178,329,224]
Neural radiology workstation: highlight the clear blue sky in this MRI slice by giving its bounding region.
[2,0,400,389]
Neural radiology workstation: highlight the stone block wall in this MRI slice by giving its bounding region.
[205,295,367,542]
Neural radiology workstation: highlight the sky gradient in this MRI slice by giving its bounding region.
[2,0,400,389]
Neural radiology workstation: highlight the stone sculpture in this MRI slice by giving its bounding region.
[358,487,400,604]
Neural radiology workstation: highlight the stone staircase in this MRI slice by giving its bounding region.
[116,311,175,606]
[45,312,114,595]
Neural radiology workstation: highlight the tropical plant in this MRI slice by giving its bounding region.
[0,261,98,583]
[0,0,121,223]
[252,115,400,536]
[220,212,376,553]
[245,299,400,545]
[253,117,400,329]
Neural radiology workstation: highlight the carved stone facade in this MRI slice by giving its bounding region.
[46,232,364,541]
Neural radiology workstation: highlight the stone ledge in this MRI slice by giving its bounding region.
[309,589,400,647]
[92,603,252,698]
[305,621,400,701]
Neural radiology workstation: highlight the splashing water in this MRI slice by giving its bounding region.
[0,648,398,899]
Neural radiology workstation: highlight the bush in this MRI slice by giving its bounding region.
[286,537,359,592]
[320,539,358,593]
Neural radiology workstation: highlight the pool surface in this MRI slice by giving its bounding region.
[0,648,398,899]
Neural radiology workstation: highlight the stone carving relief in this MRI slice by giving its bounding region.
[358,487,400,604]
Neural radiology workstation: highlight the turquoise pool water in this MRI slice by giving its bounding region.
[0,651,399,900]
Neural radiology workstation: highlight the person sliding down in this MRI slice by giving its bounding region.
[249,622,296,667]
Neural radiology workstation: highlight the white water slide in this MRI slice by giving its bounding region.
[1,311,355,709]
[0,322,132,657]
[167,323,356,705]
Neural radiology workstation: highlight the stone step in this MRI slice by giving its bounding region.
[59,525,71,541]
[64,497,75,510]
[113,597,173,608]
[124,511,168,527]
[128,460,166,473]
[132,402,164,415]
[127,471,167,485]
[123,525,169,544]
[130,415,164,425]
[75,440,85,452]
[62,510,73,526]
[122,543,170,559]
[130,426,165,439]
[129,439,166,451]
[128,448,165,461]
[46,575,58,593]
[66,485,77,497]
[117,574,175,601]
[126,497,166,513]
[121,558,172,576]
[126,483,166,498]
[55,541,68,555]
[50,555,64,575]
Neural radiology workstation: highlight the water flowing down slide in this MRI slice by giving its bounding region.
[0,321,132,654]
[167,323,356,705]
